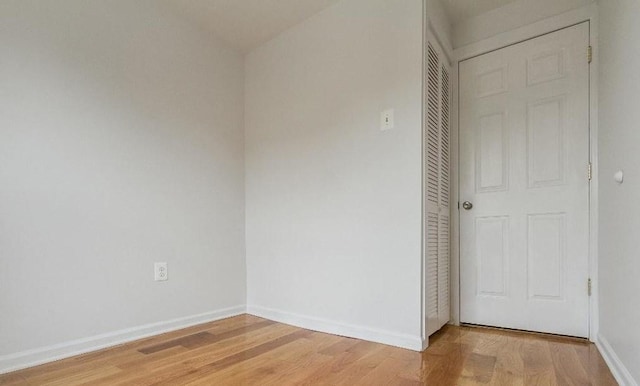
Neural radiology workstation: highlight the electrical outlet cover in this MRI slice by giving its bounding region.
[154,262,168,281]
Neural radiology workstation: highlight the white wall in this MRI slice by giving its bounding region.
[0,0,246,368]
[427,0,453,52]
[597,0,640,383]
[453,0,594,48]
[245,0,424,348]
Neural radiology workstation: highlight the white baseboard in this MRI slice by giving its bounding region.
[247,305,423,351]
[596,333,638,386]
[0,305,246,375]
[422,338,429,351]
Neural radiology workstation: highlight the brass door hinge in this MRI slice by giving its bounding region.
[588,278,592,296]
[588,163,592,181]
[588,46,593,63]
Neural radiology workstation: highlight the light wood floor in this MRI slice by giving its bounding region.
[0,314,617,385]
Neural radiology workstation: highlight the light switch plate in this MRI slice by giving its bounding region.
[380,109,394,131]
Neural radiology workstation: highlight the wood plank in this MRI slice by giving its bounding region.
[0,373,29,386]
[522,338,559,385]
[549,340,591,385]
[152,329,313,385]
[138,319,275,354]
[490,335,525,386]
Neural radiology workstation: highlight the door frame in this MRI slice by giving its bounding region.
[450,4,599,341]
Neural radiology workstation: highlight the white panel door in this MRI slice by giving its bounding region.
[459,23,590,337]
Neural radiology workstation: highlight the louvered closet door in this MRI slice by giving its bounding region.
[425,39,451,337]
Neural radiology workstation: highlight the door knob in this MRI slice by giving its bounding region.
[462,201,473,210]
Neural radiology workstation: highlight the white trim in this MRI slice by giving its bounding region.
[596,334,639,386]
[450,56,461,326]
[450,4,599,342]
[0,305,246,375]
[420,0,428,346]
[247,305,424,352]
[587,7,600,344]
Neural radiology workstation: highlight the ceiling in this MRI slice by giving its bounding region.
[158,0,521,53]
[157,0,341,54]
[439,0,519,24]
